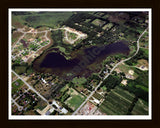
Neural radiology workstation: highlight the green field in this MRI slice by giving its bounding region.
[72,77,87,85]
[67,32,77,40]
[65,88,85,110]
[131,99,148,115]
[102,23,113,30]
[99,86,135,115]
[117,64,138,79]
[92,19,105,27]
[12,79,24,94]
[12,12,74,28]
[14,65,27,75]
[66,95,85,110]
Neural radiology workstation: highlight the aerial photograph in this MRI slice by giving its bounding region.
[9,9,151,119]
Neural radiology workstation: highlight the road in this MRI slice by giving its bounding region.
[12,70,49,104]
[72,28,148,115]
[12,70,66,114]
[12,26,147,115]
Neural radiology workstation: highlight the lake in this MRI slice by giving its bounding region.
[33,41,130,80]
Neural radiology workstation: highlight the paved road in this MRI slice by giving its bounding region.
[12,26,147,115]
[11,70,66,114]
[12,70,49,103]
[11,98,23,111]
[72,28,148,115]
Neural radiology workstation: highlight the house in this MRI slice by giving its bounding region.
[41,78,47,84]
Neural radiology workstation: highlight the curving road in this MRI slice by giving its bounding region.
[72,28,148,115]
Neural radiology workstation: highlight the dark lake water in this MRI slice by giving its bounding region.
[34,41,130,79]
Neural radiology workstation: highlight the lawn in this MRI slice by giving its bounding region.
[92,19,105,27]
[117,64,138,79]
[102,23,113,30]
[14,65,27,75]
[64,88,85,110]
[40,41,48,46]
[55,46,66,53]
[12,79,24,94]
[60,84,69,93]
[72,77,87,85]
[67,32,78,40]
[101,86,107,91]
[136,59,148,69]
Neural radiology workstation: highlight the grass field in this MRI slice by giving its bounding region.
[92,19,105,27]
[72,77,87,85]
[12,15,26,28]
[12,79,24,94]
[65,88,85,110]
[12,12,74,28]
[66,95,85,110]
[99,86,135,115]
[67,32,78,40]
[136,59,148,68]
[131,98,148,115]
[117,64,138,79]
[14,65,27,75]
[102,23,113,30]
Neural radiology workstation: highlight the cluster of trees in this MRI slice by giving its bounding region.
[60,93,70,102]
[82,74,101,91]
[60,102,74,113]
[12,62,34,75]
[125,48,148,66]
[64,12,125,46]
[51,30,73,53]
[101,75,122,92]
[56,88,70,103]
[122,68,148,102]
[12,12,32,16]
[20,92,38,111]
[51,81,68,99]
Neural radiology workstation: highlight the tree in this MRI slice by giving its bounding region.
[101,75,122,92]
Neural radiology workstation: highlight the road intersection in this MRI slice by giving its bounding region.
[72,28,148,115]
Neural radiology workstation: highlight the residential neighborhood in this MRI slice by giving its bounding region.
[10,10,150,118]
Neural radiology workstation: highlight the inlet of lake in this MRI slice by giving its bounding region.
[33,41,130,80]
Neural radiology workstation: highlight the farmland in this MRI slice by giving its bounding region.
[10,10,150,117]
[12,12,74,28]
[131,98,148,115]
[99,86,135,115]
